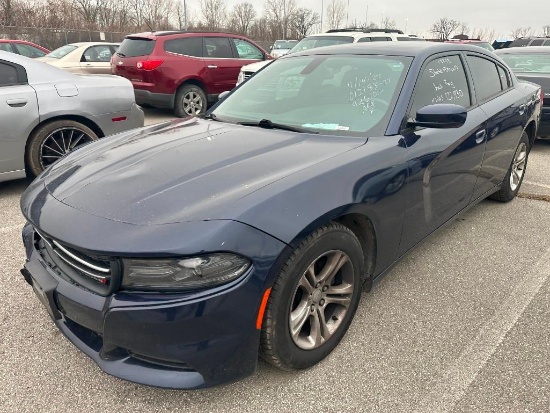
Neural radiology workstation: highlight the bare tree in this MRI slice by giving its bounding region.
[430,17,460,40]
[264,0,297,40]
[292,8,319,38]
[510,26,533,39]
[326,0,345,30]
[228,2,256,35]
[200,0,226,30]
[458,21,469,36]
[543,25,550,37]
[381,16,396,30]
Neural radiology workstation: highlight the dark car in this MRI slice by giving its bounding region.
[21,42,541,389]
[496,46,550,138]
[507,37,550,48]
[111,31,270,117]
[0,39,49,58]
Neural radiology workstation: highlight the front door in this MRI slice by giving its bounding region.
[398,53,487,254]
[80,45,115,75]
[203,37,240,95]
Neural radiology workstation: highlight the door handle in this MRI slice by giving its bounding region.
[518,104,526,115]
[475,129,486,144]
[7,98,27,108]
[207,65,218,69]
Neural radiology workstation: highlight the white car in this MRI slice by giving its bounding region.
[36,42,119,75]
[237,29,412,85]
[270,40,299,58]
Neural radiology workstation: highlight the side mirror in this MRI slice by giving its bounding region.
[218,91,230,101]
[408,104,467,129]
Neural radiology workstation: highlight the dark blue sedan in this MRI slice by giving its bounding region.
[20,42,541,389]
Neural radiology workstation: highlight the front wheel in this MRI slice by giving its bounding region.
[26,120,98,176]
[260,223,364,370]
[173,84,207,118]
[490,132,530,202]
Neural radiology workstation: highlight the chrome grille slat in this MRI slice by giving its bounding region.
[52,239,110,273]
[53,250,109,282]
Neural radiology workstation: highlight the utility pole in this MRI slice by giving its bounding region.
[365,3,368,28]
[320,0,324,33]
[283,0,286,40]
[183,0,187,30]
[346,0,350,27]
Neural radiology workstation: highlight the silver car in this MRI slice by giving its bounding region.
[0,50,144,182]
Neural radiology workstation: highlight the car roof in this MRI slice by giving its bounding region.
[62,42,118,47]
[0,50,74,82]
[288,41,497,59]
[306,29,408,41]
[495,46,550,54]
[126,31,243,40]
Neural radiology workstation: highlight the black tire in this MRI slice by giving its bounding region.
[260,223,364,371]
[490,131,530,202]
[173,84,207,118]
[26,120,98,177]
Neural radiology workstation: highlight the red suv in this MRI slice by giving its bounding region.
[112,31,270,117]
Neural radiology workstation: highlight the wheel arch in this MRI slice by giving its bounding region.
[283,207,379,284]
[176,77,207,94]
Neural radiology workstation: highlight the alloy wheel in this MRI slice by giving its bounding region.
[183,91,204,116]
[39,127,95,169]
[289,250,355,350]
[510,142,527,192]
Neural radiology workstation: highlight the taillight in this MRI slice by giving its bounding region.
[136,60,163,71]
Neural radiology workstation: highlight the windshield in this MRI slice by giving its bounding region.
[500,53,550,74]
[288,36,355,54]
[274,40,298,49]
[45,45,77,59]
[213,55,412,137]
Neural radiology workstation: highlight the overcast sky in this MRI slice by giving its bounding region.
[219,0,550,39]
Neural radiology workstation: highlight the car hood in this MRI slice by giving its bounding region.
[242,60,271,72]
[42,118,363,225]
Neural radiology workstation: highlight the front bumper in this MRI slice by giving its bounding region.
[20,217,286,389]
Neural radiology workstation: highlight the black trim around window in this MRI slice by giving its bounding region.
[0,59,28,87]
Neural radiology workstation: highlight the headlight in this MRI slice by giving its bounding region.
[237,70,245,85]
[121,253,251,291]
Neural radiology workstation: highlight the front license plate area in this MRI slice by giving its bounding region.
[24,262,61,320]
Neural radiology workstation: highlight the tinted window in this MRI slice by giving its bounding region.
[0,43,12,52]
[509,39,531,47]
[497,65,511,89]
[0,62,18,86]
[232,38,263,59]
[14,43,46,58]
[466,55,503,101]
[410,55,471,116]
[530,39,544,46]
[164,37,203,57]
[397,37,411,41]
[359,37,391,42]
[83,45,112,62]
[117,38,155,57]
[204,37,233,58]
[544,40,550,46]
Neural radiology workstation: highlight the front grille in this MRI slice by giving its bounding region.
[243,71,253,81]
[34,229,120,295]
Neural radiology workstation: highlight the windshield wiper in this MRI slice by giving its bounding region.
[116,52,126,57]
[200,112,221,121]
[237,119,318,134]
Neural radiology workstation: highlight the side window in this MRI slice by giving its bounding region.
[83,45,112,62]
[0,62,19,86]
[530,39,544,46]
[410,55,471,116]
[232,38,263,59]
[466,55,503,102]
[544,40,550,46]
[358,37,372,42]
[497,65,511,90]
[14,43,46,58]
[370,37,391,42]
[164,37,203,57]
[0,43,12,52]
[204,37,233,58]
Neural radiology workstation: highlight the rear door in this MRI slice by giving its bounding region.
[0,60,38,175]
[398,53,487,254]
[202,36,240,95]
[465,54,526,198]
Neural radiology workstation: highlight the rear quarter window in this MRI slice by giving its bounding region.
[466,55,503,102]
[117,38,156,57]
[164,37,203,57]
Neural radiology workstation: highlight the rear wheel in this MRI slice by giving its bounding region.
[173,84,207,118]
[260,223,364,370]
[490,131,529,202]
[26,120,98,176]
